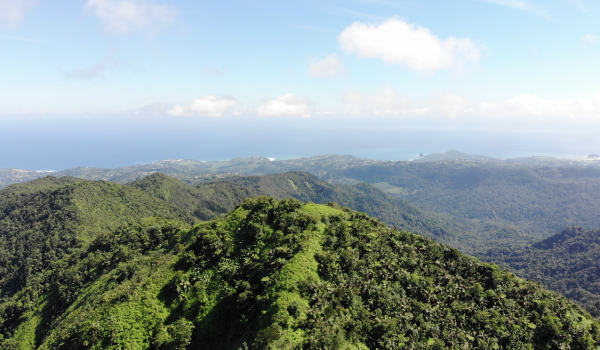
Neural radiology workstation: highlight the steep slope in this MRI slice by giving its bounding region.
[485,227,600,317]
[0,177,191,298]
[2,198,598,349]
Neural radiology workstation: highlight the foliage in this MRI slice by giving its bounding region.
[128,172,261,221]
[333,161,600,238]
[219,171,534,254]
[2,197,599,349]
[485,227,600,317]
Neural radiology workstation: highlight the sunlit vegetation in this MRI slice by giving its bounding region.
[2,196,599,349]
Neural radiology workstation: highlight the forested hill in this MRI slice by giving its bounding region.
[486,227,600,317]
[127,171,467,247]
[126,172,263,221]
[332,161,600,237]
[2,197,599,349]
[0,176,190,298]
[216,171,534,253]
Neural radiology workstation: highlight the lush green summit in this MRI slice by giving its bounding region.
[2,172,600,348]
[486,227,600,317]
[2,197,599,349]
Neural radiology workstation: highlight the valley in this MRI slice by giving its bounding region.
[2,152,600,348]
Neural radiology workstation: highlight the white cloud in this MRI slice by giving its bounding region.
[339,89,600,119]
[168,96,238,117]
[430,91,469,117]
[341,86,428,116]
[341,89,366,105]
[463,93,600,118]
[86,0,177,35]
[0,0,37,26]
[505,93,600,117]
[370,85,413,109]
[167,105,188,116]
[309,54,345,78]
[339,18,481,73]
[474,0,550,18]
[582,34,599,44]
[256,93,311,118]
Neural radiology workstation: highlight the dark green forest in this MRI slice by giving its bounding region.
[2,168,600,348]
[2,196,599,349]
[486,227,600,317]
[331,161,600,237]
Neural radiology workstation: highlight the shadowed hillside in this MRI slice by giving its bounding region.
[486,226,600,317]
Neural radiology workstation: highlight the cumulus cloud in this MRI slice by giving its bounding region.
[168,95,238,117]
[309,54,345,78]
[256,93,312,118]
[339,18,481,73]
[582,34,599,44]
[86,0,178,35]
[0,0,37,26]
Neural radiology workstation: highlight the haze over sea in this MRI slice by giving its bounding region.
[2,114,597,170]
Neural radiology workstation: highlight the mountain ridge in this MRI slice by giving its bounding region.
[2,197,599,349]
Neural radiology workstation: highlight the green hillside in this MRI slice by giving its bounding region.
[220,171,533,254]
[486,227,600,317]
[334,161,600,237]
[1,197,598,349]
[127,173,262,221]
[0,177,190,297]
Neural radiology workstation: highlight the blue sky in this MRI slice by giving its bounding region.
[1,0,600,168]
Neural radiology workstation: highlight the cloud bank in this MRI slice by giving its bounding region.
[339,18,481,73]
[168,96,238,117]
[256,94,312,118]
[86,0,178,35]
[340,87,600,119]
[453,93,600,118]
[503,93,600,117]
